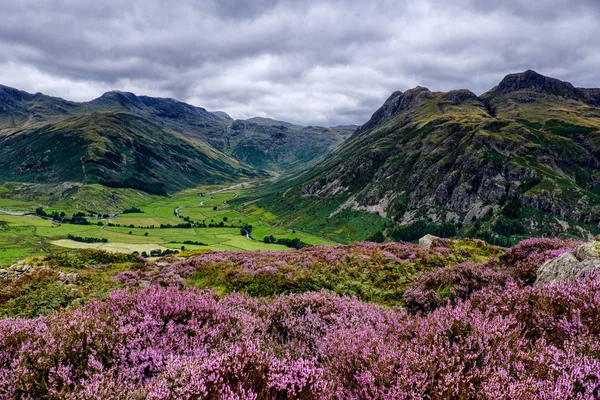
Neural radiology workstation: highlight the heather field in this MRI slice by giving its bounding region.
[2,237,600,398]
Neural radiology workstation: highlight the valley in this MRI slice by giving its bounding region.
[0,181,333,265]
[3,0,600,396]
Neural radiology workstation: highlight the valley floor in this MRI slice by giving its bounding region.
[0,181,334,265]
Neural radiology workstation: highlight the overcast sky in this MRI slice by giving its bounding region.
[0,0,599,126]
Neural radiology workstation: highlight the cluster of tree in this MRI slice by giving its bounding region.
[36,208,91,225]
[140,249,180,257]
[275,237,308,249]
[502,196,522,219]
[206,222,227,228]
[263,235,277,244]
[159,223,193,229]
[263,235,308,249]
[67,234,108,243]
[240,224,253,236]
[492,217,525,237]
[473,228,516,247]
[122,207,144,214]
[108,223,157,229]
[105,221,238,230]
[182,240,207,246]
[178,213,236,228]
[367,231,386,243]
[390,221,457,242]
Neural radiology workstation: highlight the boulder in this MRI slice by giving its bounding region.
[418,234,440,250]
[535,241,600,286]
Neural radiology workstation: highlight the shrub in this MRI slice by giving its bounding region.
[122,206,144,214]
[499,237,580,284]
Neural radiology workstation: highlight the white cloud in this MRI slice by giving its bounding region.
[0,0,598,125]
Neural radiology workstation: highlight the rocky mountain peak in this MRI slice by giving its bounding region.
[443,89,478,104]
[496,69,581,98]
[91,90,145,110]
[0,84,34,103]
[363,86,433,129]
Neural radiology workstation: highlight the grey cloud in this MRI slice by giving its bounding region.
[0,0,599,125]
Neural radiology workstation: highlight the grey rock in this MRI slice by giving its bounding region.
[443,89,478,104]
[418,234,439,250]
[535,241,600,286]
[59,272,78,284]
[496,70,582,99]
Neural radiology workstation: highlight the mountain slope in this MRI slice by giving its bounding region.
[0,111,256,194]
[87,92,355,171]
[249,71,600,243]
[0,85,352,192]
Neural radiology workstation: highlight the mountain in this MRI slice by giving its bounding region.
[87,92,355,171]
[248,70,600,243]
[0,86,352,193]
[0,86,257,194]
[220,118,354,171]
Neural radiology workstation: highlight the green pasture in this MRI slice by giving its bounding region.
[0,182,335,265]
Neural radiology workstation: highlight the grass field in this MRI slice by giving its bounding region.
[0,182,335,265]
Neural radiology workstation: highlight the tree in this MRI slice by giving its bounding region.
[264,235,276,244]
[368,231,386,243]
[240,224,253,236]
[144,232,149,236]
[223,216,228,222]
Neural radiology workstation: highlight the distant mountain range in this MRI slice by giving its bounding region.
[4,70,600,244]
[0,86,354,193]
[250,70,600,243]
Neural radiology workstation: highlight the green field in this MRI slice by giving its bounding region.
[0,182,335,265]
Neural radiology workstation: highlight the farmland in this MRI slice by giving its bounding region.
[0,182,334,265]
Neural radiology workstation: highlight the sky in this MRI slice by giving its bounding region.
[0,0,599,126]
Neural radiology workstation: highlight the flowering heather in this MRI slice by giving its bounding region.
[2,274,600,399]
[403,238,581,314]
[114,239,500,305]
[499,237,581,284]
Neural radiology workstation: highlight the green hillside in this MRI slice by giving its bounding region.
[0,111,257,194]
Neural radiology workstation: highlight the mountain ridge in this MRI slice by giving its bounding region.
[0,84,354,191]
[247,70,600,244]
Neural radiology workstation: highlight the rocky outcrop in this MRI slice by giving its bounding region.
[0,261,46,280]
[535,241,600,286]
[418,234,440,250]
[360,87,433,131]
